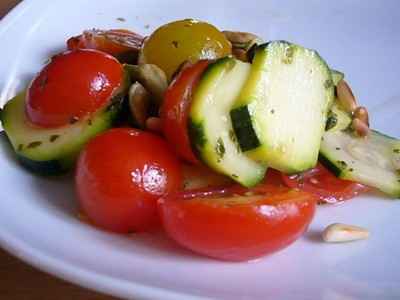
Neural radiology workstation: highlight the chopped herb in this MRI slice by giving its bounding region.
[324,79,333,89]
[50,135,60,142]
[270,109,275,114]
[231,174,239,179]
[88,119,93,126]
[172,40,179,48]
[337,160,347,168]
[144,24,150,29]
[325,114,337,131]
[27,141,42,149]
[335,147,341,150]
[69,116,79,124]
[116,17,126,22]
[215,137,226,159]
[393,149,400,154]
[17,144,24,151]
[349,168,354,172]
[282,45,294,64]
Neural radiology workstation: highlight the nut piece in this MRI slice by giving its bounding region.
[222,30,262,49]
[354,106,369,127]
[223,30,263,62]
[322,223,370,243]
[128,82,151,128]
[125,63,168,105]
[145,117,162,133]
[352,118,369,137]
[336,80,357,113]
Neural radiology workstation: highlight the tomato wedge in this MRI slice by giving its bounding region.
[158,185,316,261]
[161,60,210,164]
[67,29,144,63]
[281,163,370,204]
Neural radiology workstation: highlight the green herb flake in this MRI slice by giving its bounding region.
[116,17,126,22]
[282,45,294,64]
[17,144,24,151]
[172,40,179,48]
[335,147,341,150]
[270,109,275,114]
[393,149,400,154]
[215,137,226,159]
[324,79,334,89]
[349,168,354,172]
[50,135,60,142]
[27,141,42,149]
[337,160,348,168]
[231,174,239,179]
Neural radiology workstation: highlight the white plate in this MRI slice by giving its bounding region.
[1,1,399,299]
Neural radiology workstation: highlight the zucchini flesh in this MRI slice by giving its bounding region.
[231,41,334,173]
[1,92,123,174]
[331,69,344,86]
[189,57,266,187]
[325,101,352,132]
[320,130,400,197]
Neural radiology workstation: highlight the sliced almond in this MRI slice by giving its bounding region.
[354,106,369,127]
[322,223,370,243]
[336,80,357,113]
[352,118,369,137]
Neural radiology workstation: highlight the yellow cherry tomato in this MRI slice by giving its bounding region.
[140,19,232,80]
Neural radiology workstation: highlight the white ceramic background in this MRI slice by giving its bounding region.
[0,1,399,299]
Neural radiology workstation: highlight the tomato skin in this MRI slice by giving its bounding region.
[281,163,370,204]
[76,128,182,233]
[161,60,210,164]
[26,49,123,128]
[67,29,144,60]
[159,187,316,261]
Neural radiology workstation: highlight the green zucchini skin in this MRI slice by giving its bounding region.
[320,129,400,197]
[230,41,334,174]
[189,57,266,187]
[1,91,124,175]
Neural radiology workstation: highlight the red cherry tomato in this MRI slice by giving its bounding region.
[76,128,182,233]
[159,185,316,261]
[281,163,370,204]
[161,60,210,164]
[67,29,144,60]
[26,49,123,128]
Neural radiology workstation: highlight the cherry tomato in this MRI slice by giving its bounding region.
[281,163,370,204]
[140,19,231,80]
[27,49,123,128]
[161,60,210,164]
[159,186,316,261]
[76,128,182,233]
[67,29,144,62]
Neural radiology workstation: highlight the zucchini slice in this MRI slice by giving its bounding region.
[189,57,266,187]
[331,69,344,86]
[325,101,352,132]
[231,41,334,173]
[320,130,400,197]
[1,91,124,175]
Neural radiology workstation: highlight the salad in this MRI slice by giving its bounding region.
[1,19,398,262]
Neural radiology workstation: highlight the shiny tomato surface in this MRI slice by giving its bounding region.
[159,185,316,261]
[282,163,370,204]
[26,49,123,127]
[76,128,182,233]
[161,60,210,164]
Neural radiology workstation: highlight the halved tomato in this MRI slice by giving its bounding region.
[160,60,210,164]
[67,29,144,63]
[158,185,316,261]
[281,163,370,204]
